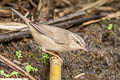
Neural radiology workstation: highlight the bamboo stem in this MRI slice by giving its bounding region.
[49,56,62,80]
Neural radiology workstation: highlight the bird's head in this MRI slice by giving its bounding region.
[69,33,87,51]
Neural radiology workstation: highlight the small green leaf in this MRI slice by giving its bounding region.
[32,68,38,72]
[0,70,9,77]
[9,71,19,77]
[25,64,38,73]
[41,53,49,64]
[16,50,23,59]
[107,24,113,30]
[25,65,32,73]
[0,70,4,74]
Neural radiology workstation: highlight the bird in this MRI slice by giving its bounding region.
[11,8,87,61]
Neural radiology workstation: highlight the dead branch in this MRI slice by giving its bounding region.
[0,22,27,31]
[52,14,105,28]
[82,11,120,27]
[0,54,35,80]
[0,31,31,43]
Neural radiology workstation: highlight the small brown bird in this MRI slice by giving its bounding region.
[11,8,87,61]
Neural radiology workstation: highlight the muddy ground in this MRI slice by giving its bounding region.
[0,0,120,80]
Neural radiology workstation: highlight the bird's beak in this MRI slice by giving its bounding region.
[82,47,88,52]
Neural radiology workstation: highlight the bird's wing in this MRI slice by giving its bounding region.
[30,23,69,44]
[11,8,69,44]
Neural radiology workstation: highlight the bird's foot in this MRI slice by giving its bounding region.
[42,49,62,62]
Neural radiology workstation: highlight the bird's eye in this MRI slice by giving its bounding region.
[76,40,79,44]
[73,38,80,45]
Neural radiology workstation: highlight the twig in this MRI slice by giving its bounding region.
[76,0,110,13]
[0,22,27,31]
[18,0,29,13]
[0,78,28,80]
[28,0,37,8]
[0,0,17,6]
[0,54,35,80]
[44,0,110,25]
[52,14,105,28]
[0,8,11,17]
[0,31,31,43]
[74,73,85,79]
[46,0,54,18]
[82,11,120,26]
[37,0,43,12]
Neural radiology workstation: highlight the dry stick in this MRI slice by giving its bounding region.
[37,0,43,12]
[47,0,54,18]
[50,56,62,80]
[0,78,28,80]
[28,0,37,8]
[52,14,105,28]
[74,73,85,79]
[82,11,120,26]
[0,8,11,17]
[61,0,72,6]
[0,22,27,31]
[0,0,14,6]
[0,54,35,80]
[76,0,110,13]
[0,31,31,43]
[44,0,110,25]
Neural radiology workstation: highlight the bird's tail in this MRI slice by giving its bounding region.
[11,8,31,24]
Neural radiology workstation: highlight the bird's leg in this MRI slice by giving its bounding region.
[42,49,62,62]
